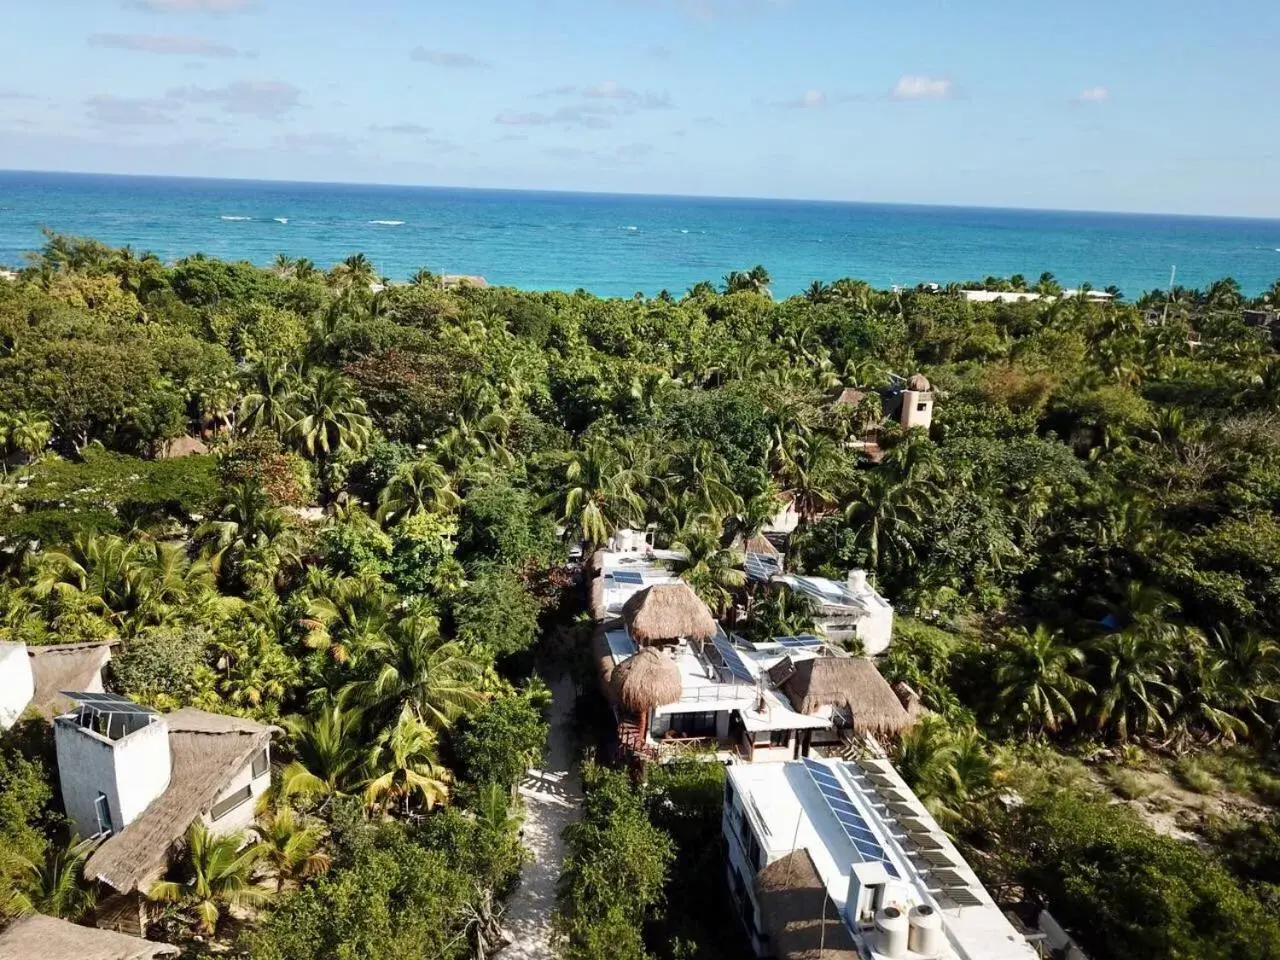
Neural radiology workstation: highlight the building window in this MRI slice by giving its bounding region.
[94,792,114,837]
[251,749,269,779]
[210,784,253,821]
[670,711,716,737]
[769,730,790,747]
[725,779,736,811]
[916,402,928,412]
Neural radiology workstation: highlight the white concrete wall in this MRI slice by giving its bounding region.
[722,788,770,957]
[201,745,271,838]
[0,643,33,730]
[55,718,171,839]
[763,501,800,535]
[856,606,894,657]
[900,389,933,432]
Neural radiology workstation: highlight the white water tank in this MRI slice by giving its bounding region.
[846,570,868,594]
[875,905,909,959]
[908,904,943,956]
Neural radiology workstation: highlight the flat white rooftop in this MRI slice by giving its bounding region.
[775,573,892,616]
[597,549,684,616]
[729,758,1035,960]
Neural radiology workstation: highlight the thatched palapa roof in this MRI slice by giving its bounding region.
[28,641,115,718]
[83,709,276,894]
[0,914,177,960]
[621,583,717,645]
[754,850,859,960]
[611,647,682,714]
[906,373,932,392]
[834,387,868,407]
[780,657,913,736]
[157,435,208,460]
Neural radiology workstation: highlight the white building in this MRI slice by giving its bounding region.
[724,757,1038,960]
[597,615,912,763]
[53,693,275,936]
[959,290,1042,304]
[590,530,687,620]
[0,640,113,729]
[769,572,895,657]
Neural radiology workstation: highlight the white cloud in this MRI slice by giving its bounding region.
[369,122,432,134]
[168,80,300,119]
[85,94,177,126]
[89,33,244,57]
[1075,86,1109,103]
[409,48,491,69]
[890,75,953,100]
[495,107,614,129]
[125,0,256,12]
[779,89,826,109]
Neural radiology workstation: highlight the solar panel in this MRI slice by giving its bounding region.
[713,635,756,684]
[917,849,960,869]
[777,635,824,649]
[612,570,645,585]
[605,630,638,663]
[62,692,157,716]
[943,886,984,908]
[801,758,900,879]
[744,552,782,583]
[928,868,967,888]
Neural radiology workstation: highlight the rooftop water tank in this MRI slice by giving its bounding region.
[908,904,943,957]
[874,905,909,959]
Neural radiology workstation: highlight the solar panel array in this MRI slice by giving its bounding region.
[712,635,756,684]
[801,758,900,879]
[744,552,782,583]
[605,630,638,663]
[612,570,645,585]
[63,691,157,716]
[776,634,823,650]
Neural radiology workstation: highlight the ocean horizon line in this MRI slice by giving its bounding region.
[4,167,1280,226]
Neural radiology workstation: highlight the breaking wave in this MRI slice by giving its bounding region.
[369,219,405,226]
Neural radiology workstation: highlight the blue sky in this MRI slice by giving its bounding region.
[1,0,1278,215]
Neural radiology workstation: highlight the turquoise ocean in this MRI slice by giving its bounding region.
[2,170,1279,299]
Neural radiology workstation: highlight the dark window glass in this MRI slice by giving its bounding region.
[210,784,252,821]
[769,730,790,747]
[251,749,269,779]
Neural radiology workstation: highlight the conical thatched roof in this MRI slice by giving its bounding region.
[621,583,717,645]
[907,373,932,392]
[781,657,913,736]
[893,681,924,720]
[611,647,682,713]
[834,387,867,407]
[754,850,859,960]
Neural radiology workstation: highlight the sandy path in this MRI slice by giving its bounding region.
[498,672,583,960]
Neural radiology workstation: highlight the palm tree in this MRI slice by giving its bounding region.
[342,615,485,729]
[993,625,1093,736]
[5,411,53,460]
[377,456,461,525]
[804,280,830,304]
[409,268,436,287]
[747,586,818,642]
[893,717,1000,830]
[329,253,377,291]
[289,369,373,496]
[671,525,745,617]
[148,823,269,935]
[774,433,847,525]
[7,837,97,921]
[363,704,452,815]
[271,253,295,277]
[237,360,301,438]
[281,703,368,800]
[301,570,398,664]
[252,805,330,892]
[544,442,646,551]
[197,485,304,593]
[1088,625,1181,743]
[843,471,931,577]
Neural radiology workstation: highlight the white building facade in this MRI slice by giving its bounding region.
[724,758,1037,960]
[0,642,34,730]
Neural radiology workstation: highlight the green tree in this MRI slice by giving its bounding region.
[148,823,269,935]
[453,693,548,793]
[992,625,1093,736]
